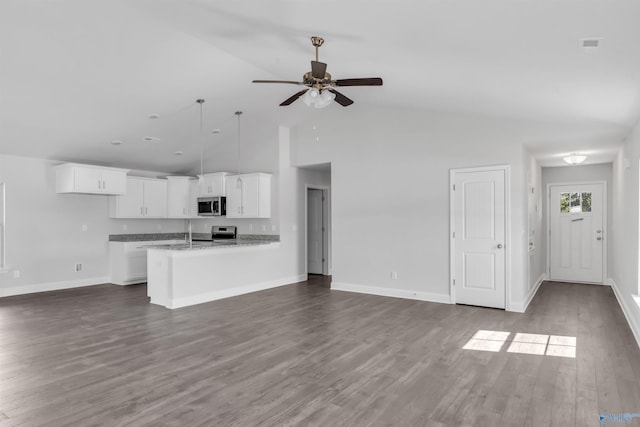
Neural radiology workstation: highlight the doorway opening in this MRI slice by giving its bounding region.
[306,186,330,277]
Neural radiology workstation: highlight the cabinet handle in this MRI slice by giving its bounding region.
[102,180,106,189]
[145,207,148,215]
[140,207,144,215]
[98,180,101,189]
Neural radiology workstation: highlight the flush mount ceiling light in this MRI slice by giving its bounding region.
[143,136,160,142]
[110,140,122,146]
[148,114,160,119]
[563,153,587,165]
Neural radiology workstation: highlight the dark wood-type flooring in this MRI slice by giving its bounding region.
[1,277,639,426]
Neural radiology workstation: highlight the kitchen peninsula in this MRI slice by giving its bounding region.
[146,235,282,309]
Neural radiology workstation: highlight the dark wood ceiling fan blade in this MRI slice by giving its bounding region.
[328,89,354,107]
[252,80,304,85]
[280,89,309,106]
[334,77,383,86]
[311,61,327,79]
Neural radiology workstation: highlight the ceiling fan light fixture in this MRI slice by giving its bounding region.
[303,88,320,106]
[314,90,335,109]
[563,153,587,165]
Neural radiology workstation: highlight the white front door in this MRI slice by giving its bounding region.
[549,183,604,283]
[452,167,507,309]
[307,189,324,274]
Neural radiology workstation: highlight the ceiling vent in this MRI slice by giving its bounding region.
[579,38,602,53]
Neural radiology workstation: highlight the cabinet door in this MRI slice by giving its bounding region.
[143,180,168,217]
[73,167,103,193]
[209,174,226,196]
[101,169,127,195]
[241,174,260,217]
[167,179,190,218]
[116,179,144,217]
[225,176,243,218]
[200,173,227,196]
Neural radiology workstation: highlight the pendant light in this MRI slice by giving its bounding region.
[235,111,242,173]
[196,99,205,188]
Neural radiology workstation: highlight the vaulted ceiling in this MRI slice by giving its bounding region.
[1,0,639,172]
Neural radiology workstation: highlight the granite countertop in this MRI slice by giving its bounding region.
[146,238,278,251]
[109,233,189,242]
[109,233,279,243]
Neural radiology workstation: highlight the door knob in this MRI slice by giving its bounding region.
[497,244,503,249]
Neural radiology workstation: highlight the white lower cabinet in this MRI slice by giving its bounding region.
[109,177,168,218]
[109,240,182,285]
[225,173,271,218]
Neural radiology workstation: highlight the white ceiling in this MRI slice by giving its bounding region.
[1,0,639,173]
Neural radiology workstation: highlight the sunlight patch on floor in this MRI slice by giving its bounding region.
[462,330,510,352]
[463,330,576,358]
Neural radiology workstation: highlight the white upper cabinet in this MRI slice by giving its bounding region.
[198,172,231,196]
[109,177,168,218]
[166,176,195,218]
[55,163,128,195]
[225,173,271,218]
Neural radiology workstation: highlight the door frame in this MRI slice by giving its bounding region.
[305,185,331,276]
[545,181,607,284]
[449,165,511,309]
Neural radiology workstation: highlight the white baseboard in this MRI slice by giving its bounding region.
[608,278,640,350]
[330,282,452,305]
[167,274,308,309]
[509,273,546,313]
[0,276,111,298]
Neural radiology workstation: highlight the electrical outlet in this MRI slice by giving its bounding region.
[81,224,88,232]
[122,224,128,231]
[157,224,162,231]
[13,270,20,279]
[262,224,266,232]
[391,271,398,280]
[75,263,82,272]
[249,224,253,232]
[271,224,276,232]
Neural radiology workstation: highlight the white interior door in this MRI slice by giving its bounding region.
[307,189,324,275]
[452,168,507,309]
[549,183,604,283]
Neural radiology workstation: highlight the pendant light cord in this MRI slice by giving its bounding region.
[235,111,242,174]
[197,99,205,177]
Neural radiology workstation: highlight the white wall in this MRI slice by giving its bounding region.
[611,122,640,346]
[526,151,545,300]
[541,163,614,280]
[291,107,530,309]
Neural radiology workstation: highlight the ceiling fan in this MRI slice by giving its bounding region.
[252,36,383,108]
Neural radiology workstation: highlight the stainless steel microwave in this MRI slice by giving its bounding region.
[197,196,226,216]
